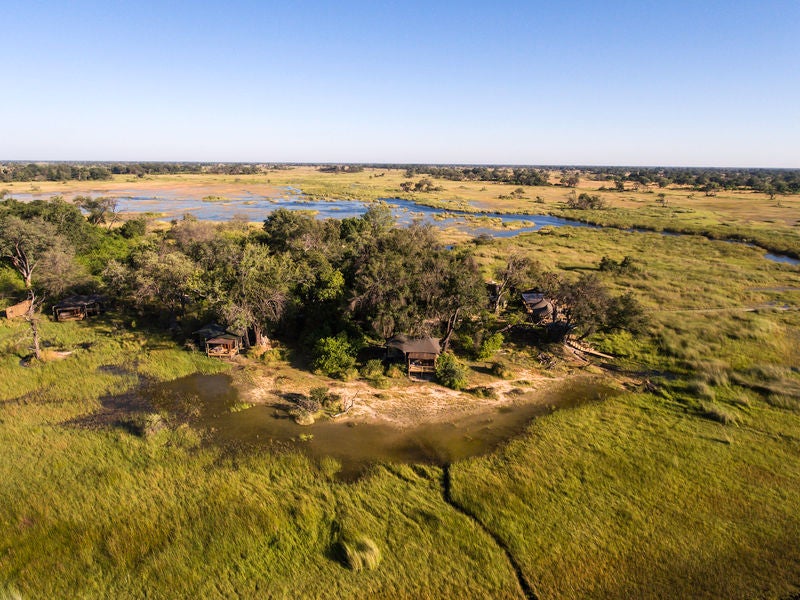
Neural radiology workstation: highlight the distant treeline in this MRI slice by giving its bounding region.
[584,167,800,194]
[317,165,365,173]
[0,162,284,182]
[402,166,550,187]
[2,161,798,193]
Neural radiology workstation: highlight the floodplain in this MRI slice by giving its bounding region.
[1,166,799,598]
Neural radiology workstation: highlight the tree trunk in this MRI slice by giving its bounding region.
[25,290,42,360]
[441,308,460,352]
[252,323,270,348]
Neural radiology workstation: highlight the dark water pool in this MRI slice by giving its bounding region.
[133,373,618,479]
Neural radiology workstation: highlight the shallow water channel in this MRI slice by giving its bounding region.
[132,373,618,479]
[14,187,799,264]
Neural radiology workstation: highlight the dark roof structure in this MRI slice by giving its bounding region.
[521,290,554,321]
[192,323,245,340]
[52,294,106,310]
[386,335,441,356]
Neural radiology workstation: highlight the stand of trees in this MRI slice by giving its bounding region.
[0,162,275,183]
[403,166,551,187]
[1,197,644,368]
[586,166,800,194]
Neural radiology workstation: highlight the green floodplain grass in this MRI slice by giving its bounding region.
[1,222,800,596]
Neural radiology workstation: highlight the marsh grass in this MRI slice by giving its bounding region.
[340,535,382,572]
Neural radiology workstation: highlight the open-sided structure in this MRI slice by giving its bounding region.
[193,323,244,358]
[52,295,106,322]
[386,335,441,379]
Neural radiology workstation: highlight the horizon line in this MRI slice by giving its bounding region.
[2,159,799,171]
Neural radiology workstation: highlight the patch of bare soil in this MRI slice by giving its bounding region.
[236,367,565,429]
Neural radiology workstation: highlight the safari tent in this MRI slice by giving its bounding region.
[52,295,106,322]
[520,290,554,323]
[386,335,441,379]
[193,323,244,358]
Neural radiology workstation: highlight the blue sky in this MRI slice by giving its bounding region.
[2,0,799,166]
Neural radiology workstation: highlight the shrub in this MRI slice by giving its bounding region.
[469,386,498,399]
[491,361,513,379]
[368,376,391,389]
[360,358,385,380]
[125,412,167,438]
[324,392,343,411]
[119,217,147,238]
[566,192,607,210]
[386,363,405,378]
[436,352,469,391]
[476,332,504,360]
[599,255,640,274]
[312,333,356,379]
[309,386,329,406]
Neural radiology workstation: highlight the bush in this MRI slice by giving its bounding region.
[599,255,640,275]
[312,333,356,379]
[290,409,315,426]
[566,192,607,210]
[491,361,513,379]
[476,332,504,360]
[309,386,329,406]
[360,358,385,380]
[325,392,343,411]
[386,363,405,378]
[125,412,167,438]
[436,352,469,391]
[469,386,498,399]
[119,217,148,238]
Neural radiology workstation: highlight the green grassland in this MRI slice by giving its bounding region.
[2,221,800,596]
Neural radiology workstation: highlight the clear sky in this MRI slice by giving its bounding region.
[2,0,799,167]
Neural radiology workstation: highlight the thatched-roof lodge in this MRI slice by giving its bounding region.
[193,323,244,358]
[521,290,554,323]
[386,335,441,379]
[5,299,32,320]
[52,295,106,322]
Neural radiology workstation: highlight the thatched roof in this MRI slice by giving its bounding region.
[386,335,441,356]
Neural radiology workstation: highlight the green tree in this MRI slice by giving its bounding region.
[76,196,119,229]
[435,352,469,390]
[312,333,356,378]
[219,243,294,347]
[491,253,539,313]
[0,215,73,359]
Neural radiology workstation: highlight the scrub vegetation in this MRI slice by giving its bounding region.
[1,167,799,598]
